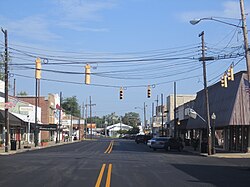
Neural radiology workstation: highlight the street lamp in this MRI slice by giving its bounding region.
[135,102,147,130]
[190,17,242,28]
[211,113,216,154]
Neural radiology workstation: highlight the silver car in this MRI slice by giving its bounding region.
[147,138,156,148]
[150,137,170,151]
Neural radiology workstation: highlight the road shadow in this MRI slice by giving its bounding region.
[172,163,250,187]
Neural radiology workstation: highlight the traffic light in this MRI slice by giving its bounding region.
[119,87,124,100]
[221,73,228,88]
[85,64,91,84]
[227,66,234,81]
[35,57,41,79]
[147,85,151,98]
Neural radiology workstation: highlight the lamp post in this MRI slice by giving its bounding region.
[211,113,216,154]
[135,102,147,130]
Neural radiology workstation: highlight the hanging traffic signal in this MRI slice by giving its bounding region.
[221,73,228,88]
[85,64,91,84]
[147,85,151,98]
[227,66,234,81]
[119,87,124,100]
[35,57,41,79]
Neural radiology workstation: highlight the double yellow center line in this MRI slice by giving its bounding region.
[104,140,114,154]
[95,163,112,187]
[95,141,114,187]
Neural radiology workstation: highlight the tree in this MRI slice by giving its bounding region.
[103,112,120,126]
[86,116,104,128]
[122,112,140,127]
[17,91,28,96]
[61,96,80,117]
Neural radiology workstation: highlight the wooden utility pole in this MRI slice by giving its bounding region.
[199,31,212,155]
[2,28,9,152]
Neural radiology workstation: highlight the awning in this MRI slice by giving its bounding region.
[0,110,25,127]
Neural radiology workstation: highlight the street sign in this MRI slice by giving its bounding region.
[37,124,57,131]
[19,106,33,112]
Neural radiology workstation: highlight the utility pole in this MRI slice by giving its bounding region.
[82,102,84,140]
[85,102,88,139]
[151,102,154,135]
[88,96,96,140]
[174,82,177,138]
[199,31,212,155]
[240,0,250,152]
[144,102,147,130]
[13,78,16,97]
[58,91,62,143]
[161,93,164,136]
[2,28,9,152]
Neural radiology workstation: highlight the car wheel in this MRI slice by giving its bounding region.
[153,148,156,151]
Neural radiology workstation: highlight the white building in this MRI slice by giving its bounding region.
[107,123,132,137]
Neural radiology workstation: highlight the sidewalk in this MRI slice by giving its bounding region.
[0,140,78,156]
[184,146,250,158]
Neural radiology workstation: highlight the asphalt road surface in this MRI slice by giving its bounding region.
[0,138,250,187]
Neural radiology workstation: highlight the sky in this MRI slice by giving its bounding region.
[0,0,249,121]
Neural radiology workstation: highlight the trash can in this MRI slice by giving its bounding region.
[10,140,17,150]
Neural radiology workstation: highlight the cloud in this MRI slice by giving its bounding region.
[56,0,115,20]
[1,16,60,41]
[53,0,116,31]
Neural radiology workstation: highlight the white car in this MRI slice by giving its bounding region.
[147,138,156,148]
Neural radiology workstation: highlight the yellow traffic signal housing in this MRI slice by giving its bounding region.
[119,87,124,100]
[35,57,41,79]
[227,66,234,81]
[221,73,228,88]
[147,85,151,98]
[85,64,91,84]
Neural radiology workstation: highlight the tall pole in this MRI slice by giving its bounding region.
[82,102,84,140]
[143,102,146,130]
[13,78,16,97]
[200,31,212,155]
[240,0,250,80]
[151,102,154,135]
[174,82,177,138]
[240,0,250,152]
[78,105,81,140]
[35,78,38,147]
[58,91,62,143]
[90,96,92,140]
[161,93,164,136]
[85,102,88,139]
[2,29,9,152]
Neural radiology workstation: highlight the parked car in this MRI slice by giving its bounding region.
[135,134,152,144]
[147,138,156,148]
[150,137,184,151]
[164,138,184,151]
[151,137,170,150]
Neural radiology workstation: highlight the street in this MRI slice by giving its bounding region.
[0,139,250,187]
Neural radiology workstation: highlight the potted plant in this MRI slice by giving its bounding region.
[41,139,49,146]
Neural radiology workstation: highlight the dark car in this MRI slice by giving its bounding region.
[135,134,152,144]
[164,138,184,151]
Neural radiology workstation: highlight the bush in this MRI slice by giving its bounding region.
[41,139,49,143]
